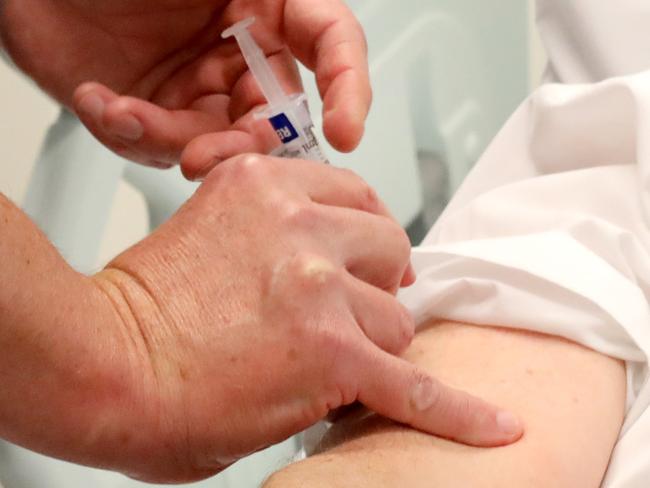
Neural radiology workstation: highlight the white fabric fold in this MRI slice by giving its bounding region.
[400,61,650,488]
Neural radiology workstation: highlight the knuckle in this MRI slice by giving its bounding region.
[221,153,270,186]
[339,169,380,213]
[268,253,342,307]
[396,307,416,351]
[410,372,442,413]
[356,180,380,214]
[360,182,380,213]
[277,200,320,229]
[286,252,341,289]
[388,223,412,265]
[379,224,412,286]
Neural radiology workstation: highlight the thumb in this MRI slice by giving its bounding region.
[355,345,524,447]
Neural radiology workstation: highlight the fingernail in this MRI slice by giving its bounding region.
[109,114,144,141]
[496,410,522,437]
[148,160,176,170]
[78,93,105,122]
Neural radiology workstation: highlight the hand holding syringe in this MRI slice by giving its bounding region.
[223,17,330,164]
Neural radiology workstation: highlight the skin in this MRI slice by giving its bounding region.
[0,0,373,173]
[264,321,627,487]
[0,157,522,484]
[0,1,523,482]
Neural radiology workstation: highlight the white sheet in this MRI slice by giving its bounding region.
[400,2,650,486]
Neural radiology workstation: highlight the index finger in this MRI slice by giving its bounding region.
[283,0,371,152]
[355,344,524,447]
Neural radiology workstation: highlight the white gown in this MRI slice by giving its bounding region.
[399,1,650,486]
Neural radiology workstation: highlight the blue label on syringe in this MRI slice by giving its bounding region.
[269,113,299,143]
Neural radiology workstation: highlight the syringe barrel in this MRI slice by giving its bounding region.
[224,18,329,164]
[258,94,329,164]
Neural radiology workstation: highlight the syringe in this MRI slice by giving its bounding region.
[222,17,329,164]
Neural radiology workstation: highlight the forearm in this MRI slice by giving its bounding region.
[266,321,626,487]
[0,194,152,474]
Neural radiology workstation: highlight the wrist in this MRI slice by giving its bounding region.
[0,194,179,480]
[90,268,209,483]
[85,271,160,467]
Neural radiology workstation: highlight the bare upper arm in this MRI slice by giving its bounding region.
[265,321,626,487]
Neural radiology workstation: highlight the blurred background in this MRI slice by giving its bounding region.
[0,0,546,487]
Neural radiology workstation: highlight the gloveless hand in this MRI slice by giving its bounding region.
[1,0,371,173]
[91,156,522,483]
